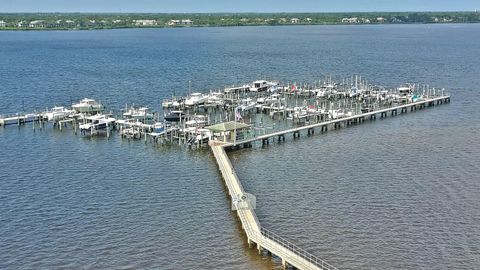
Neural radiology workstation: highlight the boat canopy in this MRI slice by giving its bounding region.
[206,121,249,132]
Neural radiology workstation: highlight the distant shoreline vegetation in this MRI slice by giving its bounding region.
[0,12,479,30]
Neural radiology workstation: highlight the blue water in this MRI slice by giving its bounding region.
[1,24,480,269]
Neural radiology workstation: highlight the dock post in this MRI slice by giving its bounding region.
[257,244,263,255]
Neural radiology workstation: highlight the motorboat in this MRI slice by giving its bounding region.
[79,114,116,133]
[123,106,154,122]
[162,96,182,108]
[239,98,256,111]
[206,92,224,106]
[185,115,208,128]
[185,93,207,106]
[44,106,75,121]
[72,98,104,114]
[250,80,269,92]
[287,107,308,120]
[164,110,186,122]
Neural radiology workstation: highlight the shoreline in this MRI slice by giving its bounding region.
[0,21,479,31]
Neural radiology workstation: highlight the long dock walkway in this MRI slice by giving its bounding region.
[211,95,450,269]
[229,95,450,147]
[210,142,338,270]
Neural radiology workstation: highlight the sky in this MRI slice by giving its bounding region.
[0,0,478,13]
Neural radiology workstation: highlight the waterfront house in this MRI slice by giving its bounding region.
[342,17,359,23]
[29,20,45,28]
[134,19,157,26]
[17,21,28,27]
[291,18,300,24]
[377,17,386,23]
[0,20,6,27]
[167,19,193,26]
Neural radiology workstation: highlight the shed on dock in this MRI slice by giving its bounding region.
[207,121,250,143]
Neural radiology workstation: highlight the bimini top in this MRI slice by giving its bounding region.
[206,121,249,132]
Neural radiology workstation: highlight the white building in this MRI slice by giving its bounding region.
[0,20,6,27]
[167,19,193,26]
[377,17,386,23]
[342,17,359,24]
[291,18,300,24]
[29,20,45,28]
[362,18,371,23]
[305,18,312,23]
[134,20,157,26]
[342,17,358,23]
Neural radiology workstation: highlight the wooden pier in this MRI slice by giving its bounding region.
[210,95,450,270]
[227,95,451,148]
[211,142,338,270]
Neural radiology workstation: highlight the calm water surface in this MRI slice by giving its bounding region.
[1,24,479,269]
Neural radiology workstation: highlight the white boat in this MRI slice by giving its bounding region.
[264,94,283,105]
[185,115,208,128]
[240,98,256,111]
[185,93,207,106]
[79,114,116,133]
[206,92,224,106]
[0,115,20,126]
[162,99,173,108]
[44,106,75,121]
[250,80,278,92]
[123,106,154,122]
[347,86,363,98]
[397,84,415,103]
[162,97,181,108]
[269,101,285,110]
[151,122,166,135]
[328,109,353,119]
[316,89,328,98]
[287,107,308,120]
[72,98,104,114]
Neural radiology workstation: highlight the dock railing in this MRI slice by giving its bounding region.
[256,227,338,270]
[235,202,337,270]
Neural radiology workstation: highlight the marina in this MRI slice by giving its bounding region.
[0,76,450,269]
[0,76,450,149]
